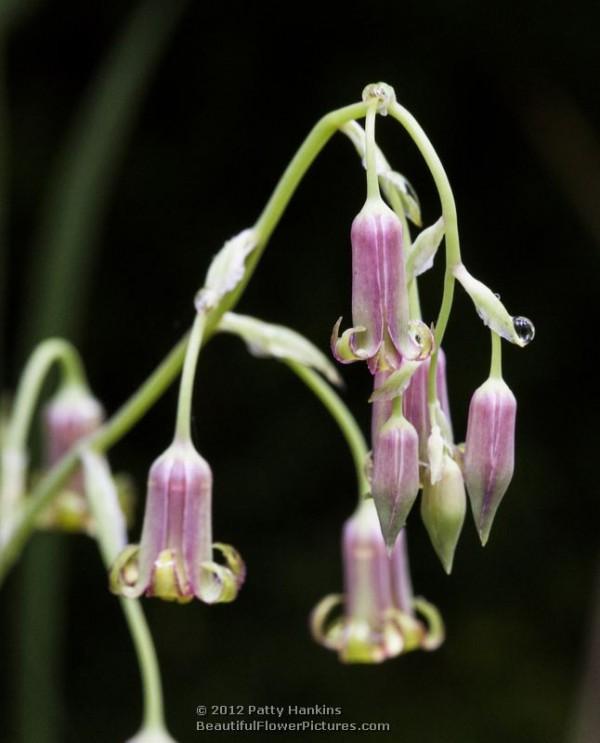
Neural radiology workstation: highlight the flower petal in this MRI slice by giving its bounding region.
[330,318,373,364]
[309,593,345,650]
[196,543,245,604]
[413,596,445,650]
[109,544,145,598]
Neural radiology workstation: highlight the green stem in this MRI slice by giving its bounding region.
[119,598,166,731]
[365,102,380,200]
[174,313,205,442]
[0,99,372,583]
[5,338,87,452]
[285,360,369,499]
[490,330,503,379]
[208,101,369,327]
[391,394,403,418]
[82,451,166,733]
[388,101,461,410]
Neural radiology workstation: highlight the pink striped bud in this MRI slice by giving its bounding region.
[110,441,244,604]
[372,413,420,549]
[463,378,517,545]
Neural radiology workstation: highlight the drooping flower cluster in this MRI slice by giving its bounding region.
[329,89,534,583]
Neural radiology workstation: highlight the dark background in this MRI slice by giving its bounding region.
[1,1,598,742]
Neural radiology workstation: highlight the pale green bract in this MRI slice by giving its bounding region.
[219,312,342,387]
[195,228,258,312]
[406,217,445,279]
[81,450,127,563]
[453,263,524,345]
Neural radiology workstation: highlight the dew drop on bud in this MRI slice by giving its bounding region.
[513,316,535,345]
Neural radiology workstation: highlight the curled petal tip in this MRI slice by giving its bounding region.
[413,597,445,651]
[309,594,344,650]
[110,544,144,599]
[198,543,246,604]
[330,318,371,364]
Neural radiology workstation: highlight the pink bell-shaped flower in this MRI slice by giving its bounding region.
[110,440,244,604]
[310,499,443,663]
[332,198,430,374]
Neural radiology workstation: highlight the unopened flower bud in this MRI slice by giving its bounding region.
[463,377,517,545]
[44,385,104,476]
[372,412,420,549]
[39,385,104,532]
[421,455,466,574]
[110,440,244,604]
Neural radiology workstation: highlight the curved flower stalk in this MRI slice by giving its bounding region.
[110,439,244,604]
[310,499,443,663]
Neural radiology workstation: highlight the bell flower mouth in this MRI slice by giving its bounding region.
[109,541,245,605]
[309,592,444,663]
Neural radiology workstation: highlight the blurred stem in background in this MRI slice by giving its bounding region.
[520,83,600,743]
[13,1,188,742]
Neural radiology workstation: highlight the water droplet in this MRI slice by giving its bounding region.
[494,292,501,300]
[513,316,535,345]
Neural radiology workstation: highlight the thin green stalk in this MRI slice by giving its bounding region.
[388,101,461,409]
[174,313,205,442]
[208,101,369,329]
[285,360,369,499]
[119,598,166,732]
[489,330,503,379]
[0,99,372,584]
[82,451,167,734]
[5,339,86,451]
[364,102,380,200]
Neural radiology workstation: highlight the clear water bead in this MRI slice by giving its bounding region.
[513,316,535,345]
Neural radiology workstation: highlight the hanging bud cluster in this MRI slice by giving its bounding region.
[330,84,535,582]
